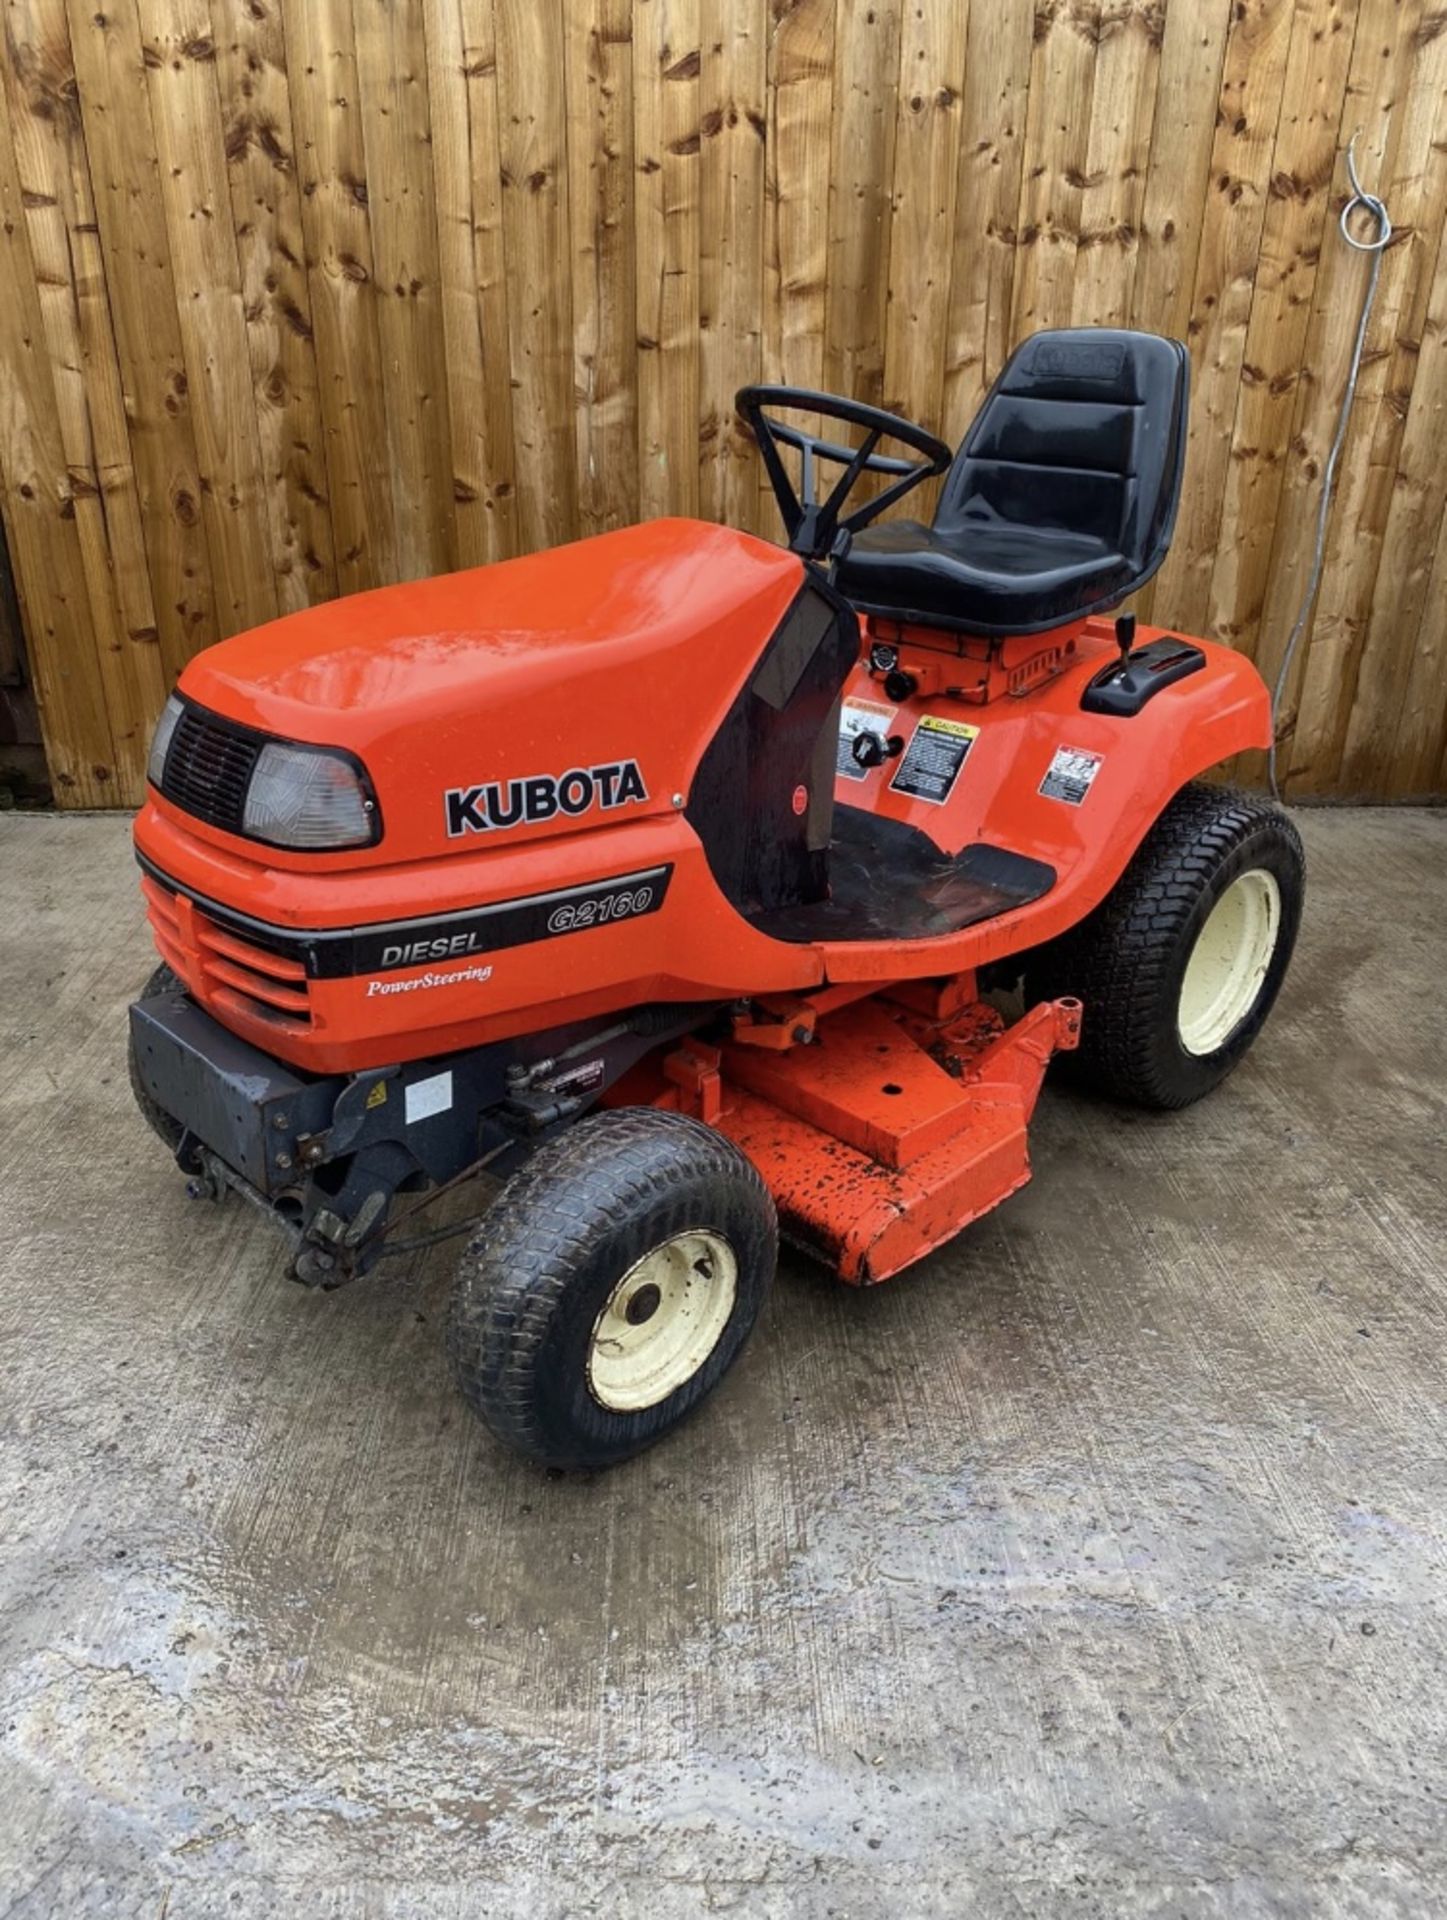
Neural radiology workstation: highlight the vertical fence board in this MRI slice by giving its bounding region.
[1350,273,1447,792]
[760,0,832,530]
[1380,415,1447,797]
[1147,0,1296,635]
[352,0,455,582]
[634,0,700,521]
[1010,0,1098,339]
[2,0,166,794]
[1069,0,1163,329]
[494,0,576,553]
[941,0,1033,436]
[1128,0,1233,625]
[1380,147,1447,799]
[1130,0,1233,342]
[457,0,520,560]
[822,0,901,413]
[423,0,491,569]
[881,0,967,438]
[210,0,336,612]
[65,0,215,681]
[4,0,1445,803]
[1253,0,1424,787]
[280,0,396,594]
[698,0,765,533]
[565,0,638,536]
[1329,16,1447,796]
[763,0,832,396]
[136,0,278,635]
[1205,0,1358,679]
[0,61,118,803]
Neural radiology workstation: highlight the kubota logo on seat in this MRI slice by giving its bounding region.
[445,760,648,838]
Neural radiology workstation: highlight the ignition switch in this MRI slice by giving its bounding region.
[851,730,904,770]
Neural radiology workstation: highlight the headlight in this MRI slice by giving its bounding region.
[242,742,378,849]
[146,693,184,787]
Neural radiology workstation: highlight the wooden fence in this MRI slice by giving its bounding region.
[1,0,1445,808]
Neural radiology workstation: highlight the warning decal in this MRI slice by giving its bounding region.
[888,714,979,805]
[1039,745,1104,806]
[836,696,898,781]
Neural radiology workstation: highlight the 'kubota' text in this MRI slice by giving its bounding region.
[445,760,648,837]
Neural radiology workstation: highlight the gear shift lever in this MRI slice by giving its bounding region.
[1114,611,1136,678]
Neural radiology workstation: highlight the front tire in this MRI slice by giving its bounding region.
[447,1108,777,1469]
[1024,783,1304,1109]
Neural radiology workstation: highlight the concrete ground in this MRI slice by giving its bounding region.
[0,808,1443,1918]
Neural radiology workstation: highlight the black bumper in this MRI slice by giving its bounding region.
[129,993,343,1194]
[128,989,713,1280]
[128,991,523,1195]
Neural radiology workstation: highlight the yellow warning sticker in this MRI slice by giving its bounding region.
[889,715,980,804]
[365,1080,388,1110]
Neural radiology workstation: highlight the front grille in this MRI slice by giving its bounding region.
[159,702,263,835]
[143,875,312,1030]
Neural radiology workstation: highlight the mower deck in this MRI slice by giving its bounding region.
[611,985,1081,1285]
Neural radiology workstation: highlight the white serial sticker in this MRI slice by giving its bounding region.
[1039,745,1104,806]
[405,1070,454,1125]
[836,696,898,781]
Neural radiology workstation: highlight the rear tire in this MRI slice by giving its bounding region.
[128,962,186,1150]
[1024,782,1304,1109]
[447,1108,777,1470]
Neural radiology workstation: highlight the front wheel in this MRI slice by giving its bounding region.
[447,1108,777,1469]
[1024,782,1304,1109]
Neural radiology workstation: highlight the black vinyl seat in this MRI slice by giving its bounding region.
[835,328,1189,637]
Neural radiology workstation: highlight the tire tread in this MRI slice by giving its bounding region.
[447,1108,775,1468]
[1026,782,1304,1109]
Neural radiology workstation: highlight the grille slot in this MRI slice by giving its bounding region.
[159,702,263,834]
[141,873,313,1030]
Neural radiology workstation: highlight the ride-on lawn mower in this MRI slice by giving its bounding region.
[129,327,1304,1469]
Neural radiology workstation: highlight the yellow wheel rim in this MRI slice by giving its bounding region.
[586,1229,738,1413]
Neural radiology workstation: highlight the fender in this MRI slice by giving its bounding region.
[814,623,1272,983]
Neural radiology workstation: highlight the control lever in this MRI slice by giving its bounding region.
[1113,611,1137,679]
[1080,612,1206,716]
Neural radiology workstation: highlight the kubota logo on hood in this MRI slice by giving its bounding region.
[445,760,648,837]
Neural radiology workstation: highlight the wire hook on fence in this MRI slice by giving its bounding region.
[1268,131,1393,801]
[1339,131,1393,256]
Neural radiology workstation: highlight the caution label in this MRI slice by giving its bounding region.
[889,714,979,805]
[1039,745,1104,806]
[836,695,898,782]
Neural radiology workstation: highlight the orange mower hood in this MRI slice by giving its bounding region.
[177,519,806,859]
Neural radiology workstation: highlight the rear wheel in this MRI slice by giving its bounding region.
[447,1108,777,1469]
[1024,782,1304,1109]
[128,962,186,1150]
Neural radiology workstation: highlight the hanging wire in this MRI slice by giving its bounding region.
[1268,132,1393,801]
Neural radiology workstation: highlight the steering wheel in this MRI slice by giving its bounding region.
[735,385,952,561]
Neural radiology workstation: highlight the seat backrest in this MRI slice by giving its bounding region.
[935,328,1189,576]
